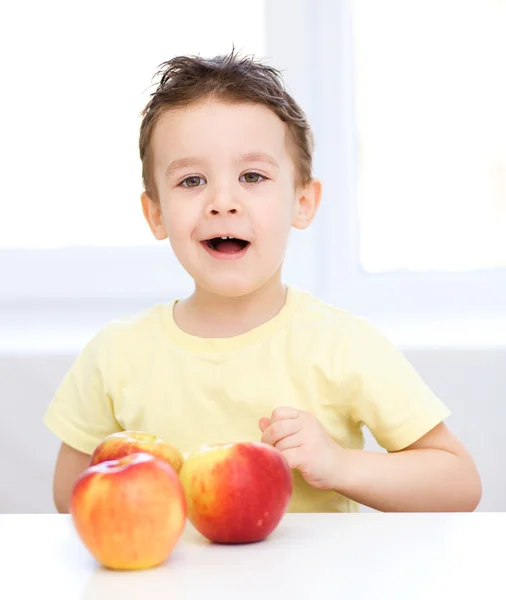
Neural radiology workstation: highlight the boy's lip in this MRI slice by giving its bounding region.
[199,233,251,243]
[200,240,250,261]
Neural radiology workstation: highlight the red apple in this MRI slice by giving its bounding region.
[89,430,184,474]
[179,441,292,544]
[70,452,187,570]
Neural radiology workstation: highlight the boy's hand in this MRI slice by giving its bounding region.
[259,407,345,492]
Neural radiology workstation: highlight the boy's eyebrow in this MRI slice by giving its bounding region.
[239,152,279,169]
[165,156,203,177]
[164,152,280,177]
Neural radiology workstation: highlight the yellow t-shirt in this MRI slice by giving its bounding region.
[43,286,451,513]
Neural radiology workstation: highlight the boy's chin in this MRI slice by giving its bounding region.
[196,277,268,299]
[201,283,256,298]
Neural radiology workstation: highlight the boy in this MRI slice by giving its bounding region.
[44,51,482,514]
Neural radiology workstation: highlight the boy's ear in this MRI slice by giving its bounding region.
[292,178,322,230]
[141,191,168,240]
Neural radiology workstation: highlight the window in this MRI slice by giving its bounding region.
[265,0,506,339]
[353,0,506,273]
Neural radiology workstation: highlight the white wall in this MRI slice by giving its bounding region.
[1,343,504,513]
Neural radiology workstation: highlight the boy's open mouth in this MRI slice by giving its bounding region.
[203,236,250,254]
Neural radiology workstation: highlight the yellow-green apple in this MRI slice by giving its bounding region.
[70,452,187,570]
[179,441,292,544]
[89,430,184,473]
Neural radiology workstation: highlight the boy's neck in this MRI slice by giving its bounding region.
[173,275,288,338]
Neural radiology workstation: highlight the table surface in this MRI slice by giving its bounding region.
[1,513,503,599]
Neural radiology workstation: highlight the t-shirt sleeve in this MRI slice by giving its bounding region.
[345,317,451,452]
[43,324,123,455]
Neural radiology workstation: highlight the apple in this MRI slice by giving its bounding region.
[89,430,184,474]
[179,441,292,544]
[70,452,187,570]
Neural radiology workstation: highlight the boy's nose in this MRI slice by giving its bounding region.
[204,194,241,216]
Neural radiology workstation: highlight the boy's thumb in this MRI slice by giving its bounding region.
[258,417,270,432]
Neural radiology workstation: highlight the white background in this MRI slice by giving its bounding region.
[0,0,504,512]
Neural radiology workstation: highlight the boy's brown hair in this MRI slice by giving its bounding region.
[139,49,314,202]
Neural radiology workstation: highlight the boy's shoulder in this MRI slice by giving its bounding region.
[292,286,362,332]
[292,288,398,360]
[109,302,169,330]
[91,302,171,351]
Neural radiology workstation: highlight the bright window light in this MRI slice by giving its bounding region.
[353,0,506,272]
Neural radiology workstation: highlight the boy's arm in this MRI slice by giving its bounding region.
[335,421,482,512]
[43,323,123,513]
[335,316,481,511]
[260,409,481,512]
[53,442,92,513]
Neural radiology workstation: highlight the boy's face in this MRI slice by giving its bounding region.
[142,98,320,298]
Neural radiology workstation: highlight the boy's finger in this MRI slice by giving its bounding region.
[270,406,300,423]
[279,447,301,471]
[258,417,270,432]
[274,432,301,453]
[261,418,300,447]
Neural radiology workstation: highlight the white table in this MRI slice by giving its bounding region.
[1,513,504,599]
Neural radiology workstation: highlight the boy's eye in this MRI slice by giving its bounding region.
[240,172,265,183]
[180,176,205,188]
